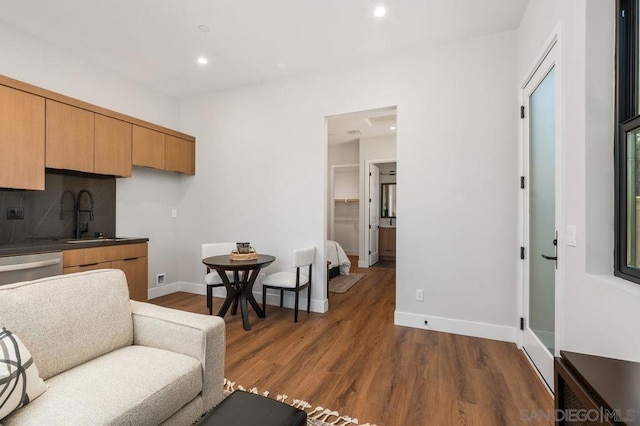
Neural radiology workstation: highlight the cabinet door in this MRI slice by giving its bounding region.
[94,114,132,177]
[63,261,112,274]
[132,125,165,170]
[165,135,195,175]
[46,100,95,173]
[389,228,396,254]
[379,227,389,251]
[0,86,45,190]
[112,257,148,302]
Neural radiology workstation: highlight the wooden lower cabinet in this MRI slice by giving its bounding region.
[111,257,148,302]
[379,227,396,259]
[63,243,148,301]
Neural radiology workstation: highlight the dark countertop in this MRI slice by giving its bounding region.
[0,237,149,257]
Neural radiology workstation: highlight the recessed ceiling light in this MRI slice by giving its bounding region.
[197,57,208,65]
[198,25,210,33]
[373,6,387,18]
[390,126,396,131]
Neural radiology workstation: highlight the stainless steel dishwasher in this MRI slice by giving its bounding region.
[0,252,63,286]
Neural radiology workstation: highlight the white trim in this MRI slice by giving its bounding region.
[147,282,181,299]
[148,281,328,314]
[519,22,562,89]
[519,23,564,389]
[394,310,517,343]
[363,158,396,268]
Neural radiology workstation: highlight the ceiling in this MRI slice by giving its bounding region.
[0,0,529,98]
[328,106,396,145]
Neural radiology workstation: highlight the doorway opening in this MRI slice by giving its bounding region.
[326,106,397,303]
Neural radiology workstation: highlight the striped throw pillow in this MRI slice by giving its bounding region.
[0,328,48,420]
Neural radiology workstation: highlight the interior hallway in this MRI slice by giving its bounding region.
[152,261,552,425]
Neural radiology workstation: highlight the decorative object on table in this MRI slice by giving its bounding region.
[236,242,251,254]
[222,379,377,426]
[328,273,365,294]
[230,242,258,260]
[201,242,238,315]
[262,246,315,322]
[0,328,48,421]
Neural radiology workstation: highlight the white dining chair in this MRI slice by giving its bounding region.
[201,242,237,315]
[261,246,315,322]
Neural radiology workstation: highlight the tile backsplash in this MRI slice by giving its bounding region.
[0,171,116,245]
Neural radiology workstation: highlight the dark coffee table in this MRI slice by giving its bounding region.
[196,391,307,426]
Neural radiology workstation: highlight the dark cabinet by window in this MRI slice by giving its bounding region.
[555,351,640,425]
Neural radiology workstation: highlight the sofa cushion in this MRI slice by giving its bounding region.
[0,329,48,421]
[1,345,203,426]
[0,269,133,380]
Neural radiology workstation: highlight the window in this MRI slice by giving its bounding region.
[616,0,640,282]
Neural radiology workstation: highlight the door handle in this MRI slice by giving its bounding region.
[541,232,558,268]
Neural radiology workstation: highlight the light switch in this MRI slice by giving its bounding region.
[171,209,178,218]
[566,225,576,247]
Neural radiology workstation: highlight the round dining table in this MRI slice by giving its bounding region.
[202,254,275,331]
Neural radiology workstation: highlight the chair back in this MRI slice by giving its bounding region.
[292,246,316,268]
[202,242,237,259]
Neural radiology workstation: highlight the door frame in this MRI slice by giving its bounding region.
[361,157,397,268]
[518,23,564,387]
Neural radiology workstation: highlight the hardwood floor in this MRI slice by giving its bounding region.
[151,260,553,425]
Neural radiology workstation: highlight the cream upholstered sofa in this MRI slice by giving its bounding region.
[0,269,225,426]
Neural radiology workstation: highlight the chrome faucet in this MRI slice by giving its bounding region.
[76,189,95,239]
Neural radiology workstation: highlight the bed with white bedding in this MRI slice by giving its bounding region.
[326,240,351,279]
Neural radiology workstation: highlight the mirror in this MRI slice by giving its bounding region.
[381,183,396,218]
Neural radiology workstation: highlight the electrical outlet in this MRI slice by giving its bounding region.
[157,273,166,286]
[416,289,424,301]
[6,207,24,220]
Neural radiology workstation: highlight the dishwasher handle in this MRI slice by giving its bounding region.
[0,258,61,273]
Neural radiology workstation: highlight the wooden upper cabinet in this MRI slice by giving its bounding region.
[165,135,195,175]
[0,86,45,190]
[94,114,132,177]
[132,125,165,170]
[46,100,94,173]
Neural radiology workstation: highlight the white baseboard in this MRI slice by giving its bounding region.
[147,282,181,299]
[531,329,554,350]
[394,310,517,343]
[149,281,328,314]
[344,249,359,256]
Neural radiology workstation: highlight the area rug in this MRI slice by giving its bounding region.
[223,379,377,426]
[329,273,365,293]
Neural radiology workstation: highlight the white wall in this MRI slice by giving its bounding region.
[0,21,184,292]
[333,168,359,255]
[178,31,519,339]
[327,140,360,253]
[518,0,640,361]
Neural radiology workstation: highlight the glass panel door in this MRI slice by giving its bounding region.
[522,43,558,389]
